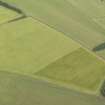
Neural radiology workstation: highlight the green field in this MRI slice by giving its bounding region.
[0,5,20,24]
[0,0,105,105]
[0,71,105,105]
[0,17,80,75]
[67,0,105,18]
[4,0,105,58]
[36,48,105,93]
[0,16,105,94]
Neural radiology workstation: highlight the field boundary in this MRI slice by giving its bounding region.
[0,69,98,96]
[28,16,105,95]
[0,0,27,25]
[0,1,105,95]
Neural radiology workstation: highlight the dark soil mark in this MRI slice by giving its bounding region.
[93,42,105,52]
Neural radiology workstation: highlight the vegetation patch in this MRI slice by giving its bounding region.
[36,48,105,93]
[0,71,104,105]
[93,42,105,52]
[0,17,80,75]
[3,0,105,60]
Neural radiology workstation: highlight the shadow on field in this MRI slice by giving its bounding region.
[93,42,105,52]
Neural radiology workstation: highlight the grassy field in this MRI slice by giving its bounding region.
[4,0,105,59]
[94,17,105,32]
[0,17,80,75]
[67,0,105,18]
[0,71,105,105]
[0,6,20,24]
[36,48,105,93]
[0,0,105,105]
[0,14,105,94]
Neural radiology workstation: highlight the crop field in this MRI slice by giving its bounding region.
[0,5,20,24]
[36,48,105,93]
[0,16,104,104]
[0,71,105,105]
[67,0,105,18]
[4,0,105,59]
[0,15,105,94]
[0,0,105,105]
[0,17,81,75]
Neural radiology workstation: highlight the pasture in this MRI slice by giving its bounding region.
[0,71,105,105]
[0,17,80,75]
[4,0,105,59]
[0,11,105,95]
[0,0,105,105]
[67,0,105,18]
[36,48,105,94]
